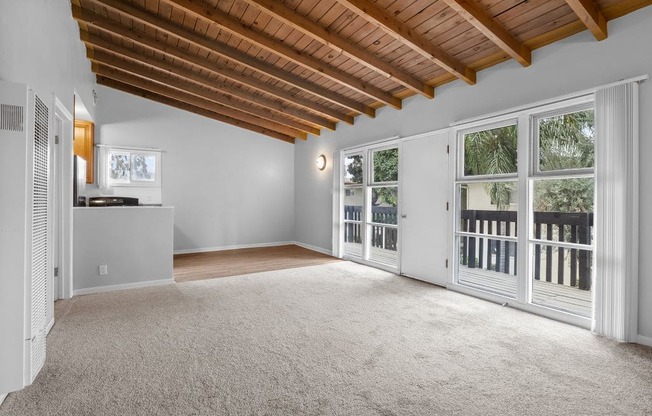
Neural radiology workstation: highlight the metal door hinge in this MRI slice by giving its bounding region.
[55,135,59,144]
[445,259,449,268]
[446,202,449,211]
[54,267,59,277]
[446,145,450,154]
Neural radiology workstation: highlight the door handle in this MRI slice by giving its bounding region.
[401,214,407,219]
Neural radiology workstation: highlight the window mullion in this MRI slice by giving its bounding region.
[517,114,531,305]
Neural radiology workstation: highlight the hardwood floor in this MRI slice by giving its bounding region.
[174,244,341,283]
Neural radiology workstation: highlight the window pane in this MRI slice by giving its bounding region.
[370,187,398,224]
[463,124,517,176]
[368,224,398,266]
[372,148,398,182]
[531,243,592,317]
[457,181,518,237]
[344,154,363,185]
[532,178,594,245]
[343,186,363,257]
[538,109,594,171]
[458,236,517,298]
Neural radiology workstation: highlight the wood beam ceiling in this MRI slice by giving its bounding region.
[93,62,306,140]
[96,77,295,144]
[70,0,646,144]
[565,0,609,40]
[72,6,352,126]
[89,54,311,139]
[233,0,435,98]
[160,0,402,109]
[441,0,532,67]
[335,0,476,85]
[80,31,335,131]
[85,0,376,118]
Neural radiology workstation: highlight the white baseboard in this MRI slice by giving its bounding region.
[174,241,294,255]
[637,334,652,347]
[0,393,7,407]
[73,278,175,296]
[46,317,55,335]
[292,241,333,256]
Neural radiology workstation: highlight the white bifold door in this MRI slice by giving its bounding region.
[400,130,450,286]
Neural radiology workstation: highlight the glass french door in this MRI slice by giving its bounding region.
[342,144,400,269]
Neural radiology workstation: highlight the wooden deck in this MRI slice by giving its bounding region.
[459,268,592,317]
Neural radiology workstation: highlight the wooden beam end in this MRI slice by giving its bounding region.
[463,68,477,85]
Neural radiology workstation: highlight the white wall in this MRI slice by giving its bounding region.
[294,8,652,337]
[0,0,96,119]
[95,86,295,252]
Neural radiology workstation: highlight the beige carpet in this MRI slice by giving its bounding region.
[1,262,651,415]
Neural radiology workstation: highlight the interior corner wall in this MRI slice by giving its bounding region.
[293,7,652,337]
[94,86,295,253]
[0,0,96,119]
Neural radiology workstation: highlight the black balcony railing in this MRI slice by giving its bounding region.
[343,205,397,251]
[460,210,593,291]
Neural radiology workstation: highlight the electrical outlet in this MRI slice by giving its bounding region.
[99,264,108,275]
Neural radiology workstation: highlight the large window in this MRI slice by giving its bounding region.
[456,122,519,298]
[530,107,595,317]
[454,100,595,319]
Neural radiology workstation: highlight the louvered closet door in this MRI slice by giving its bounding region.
[29,95,49,381]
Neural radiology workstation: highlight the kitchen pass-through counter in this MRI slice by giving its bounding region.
[73,206,174,295]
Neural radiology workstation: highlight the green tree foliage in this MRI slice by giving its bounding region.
[464,125,517,210]
[344,150,399,206]
[345,155,363,184]
[463,110,595,213]
[535,110,595,213]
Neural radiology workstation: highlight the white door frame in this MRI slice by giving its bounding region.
[53,96,74,300]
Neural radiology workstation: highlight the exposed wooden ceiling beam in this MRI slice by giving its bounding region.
[162,0,403,110]
[91,61,308,140]
[219,0,434,99]
[88,50,317,137]
[565,0,608,40]
[81,30,334,132]
[72,6,352,126]
[84,0,375,118]
[95,76,296,144]
[97,76,294,144]
[336,0,476,85]
[87,49,319,137]
[441,0,532,67]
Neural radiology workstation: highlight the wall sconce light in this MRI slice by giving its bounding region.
[316,154,327,171]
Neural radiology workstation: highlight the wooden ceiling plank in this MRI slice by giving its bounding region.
[161,0,400,110]
[83,0,375,117]
[237,0,434,98]
[93,62,306,140]
[82,30,334,131]
[97,76,294,143]
[441,0,532,66]
[564,0,608,40]
[88,52,311,138]
[336,0,476,84]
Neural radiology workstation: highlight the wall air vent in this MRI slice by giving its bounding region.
[0,104,24,132]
